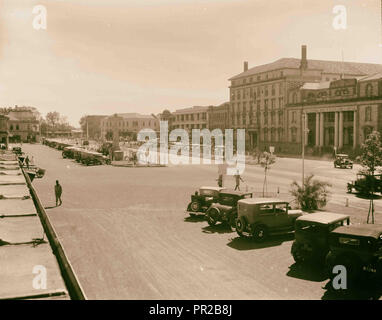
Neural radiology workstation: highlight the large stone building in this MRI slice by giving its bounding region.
[228,45,382,152]
[171,106,209,132]
[81,115,107,139]
[4,106,40,143]
[208,102,230,131]
[0,115,9,146]
[286,74,382,154]
[100,113,159,140]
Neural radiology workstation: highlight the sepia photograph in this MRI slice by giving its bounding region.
[1,0,382,305]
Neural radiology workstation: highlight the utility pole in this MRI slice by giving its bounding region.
[86,116,89,141]
[302,113,305,189]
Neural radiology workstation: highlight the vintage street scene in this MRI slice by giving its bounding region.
[1,0,382,302]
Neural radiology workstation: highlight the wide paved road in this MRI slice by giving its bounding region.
[22,143,382,299]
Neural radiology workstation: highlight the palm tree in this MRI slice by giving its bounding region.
[290,174,332,211]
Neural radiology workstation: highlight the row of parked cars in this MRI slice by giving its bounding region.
[186,186,382,285]
[43,139,110,166]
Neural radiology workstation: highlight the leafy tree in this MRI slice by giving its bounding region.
[356,130,382,223]
[46,111,60,128]
[259,151,276,197]
[290,174,332,211]
[105,130,113,141]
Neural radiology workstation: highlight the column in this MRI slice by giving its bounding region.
[334,111,339,148]
[353,110,357,148]
[338,111,343,148]
[315,113,320,146]
[304,113,308,146]
[319,112,324,146]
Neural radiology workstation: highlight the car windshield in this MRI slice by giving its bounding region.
[296,221,321,233]
[200,189,216,196]
[328,219,349,232]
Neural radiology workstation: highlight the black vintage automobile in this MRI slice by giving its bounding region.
[325,224,382,283]
[291,212,350,264]
[205,190,252,228]
[186,186,225,216]
[334,154,353,169]
[347,173,382,195]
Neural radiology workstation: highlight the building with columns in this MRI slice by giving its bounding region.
[286,74,382,154]
[228,45,382,152]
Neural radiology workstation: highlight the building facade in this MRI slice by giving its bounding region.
[100,113,159,140]
[208,102,230,131]
[81,115,107,139]
[171,106,209,132]
[5,106,40,143]
[285,74,382,154]
[228,45,382,152]
[0,115,9,146]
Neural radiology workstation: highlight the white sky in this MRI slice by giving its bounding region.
[0,0,381,126]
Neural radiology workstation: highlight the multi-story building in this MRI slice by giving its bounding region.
[228,45,382,152]
[100,113,159,140]
[0,115,9,146]
[81,115,107,139]
[5,106,40,143]
[208,102,230,131]
[285,74,382,154]
[171,106,209,133]
[159,109,175,131]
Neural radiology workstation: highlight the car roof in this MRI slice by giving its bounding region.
[220,190,252,196]
[200,186,225,191]
[297,212,349,225]
[238,198,288,205]
[331,224,382,239]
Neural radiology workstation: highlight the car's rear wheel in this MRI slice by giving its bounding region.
[190,201,201,212]
[236,217,247,237]
[252,225,268,242]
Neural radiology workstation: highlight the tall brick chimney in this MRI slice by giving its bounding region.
[300,45,308,70]
[244,61,248,72]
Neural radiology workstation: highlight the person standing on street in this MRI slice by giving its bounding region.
[25,156,30,169]
[217,174,223,188]
[55,180,62,206]
[234,171,244,191]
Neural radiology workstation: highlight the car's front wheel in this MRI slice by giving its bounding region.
[206,208,218,226]
[190,201,201,212]
[236,217,247,237]
[252,225,268,242]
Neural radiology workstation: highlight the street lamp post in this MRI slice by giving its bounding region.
[302,113,309,189]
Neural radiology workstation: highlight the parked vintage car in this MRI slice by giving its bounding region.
[12,147,22,155]
[291,212,350,264]
[347,173,382,195]
[326,224,382,282]
[334,154,353,169]
[186,186,225,216]
[62,146,77,159]
[235,198,304,241]
[205,190,252,228]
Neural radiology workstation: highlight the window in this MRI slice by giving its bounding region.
[292,93,298,104]
[271,99,276,109]
[291,127,297,142]
[271,84,275,96]
[365,106,372,121]
[366,83,373,97]
[16,124,19,130]
[265,86,268,96]
[291,111,296,123]
[279,97,284,108]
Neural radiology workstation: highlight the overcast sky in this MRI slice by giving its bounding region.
[1,0,381,126]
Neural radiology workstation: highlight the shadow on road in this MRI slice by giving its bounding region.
[321,280,382,300]
[184,215,206,223]
[286,262,328,282]
[352,193,382,200]
[44,205,57,210]
[226,233,294,251]
[202,223,234,234]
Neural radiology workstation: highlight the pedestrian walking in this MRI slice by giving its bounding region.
[25,156,30,169]
[234,171,244,191]
[54,180,63,206]
[216,174,223,187]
